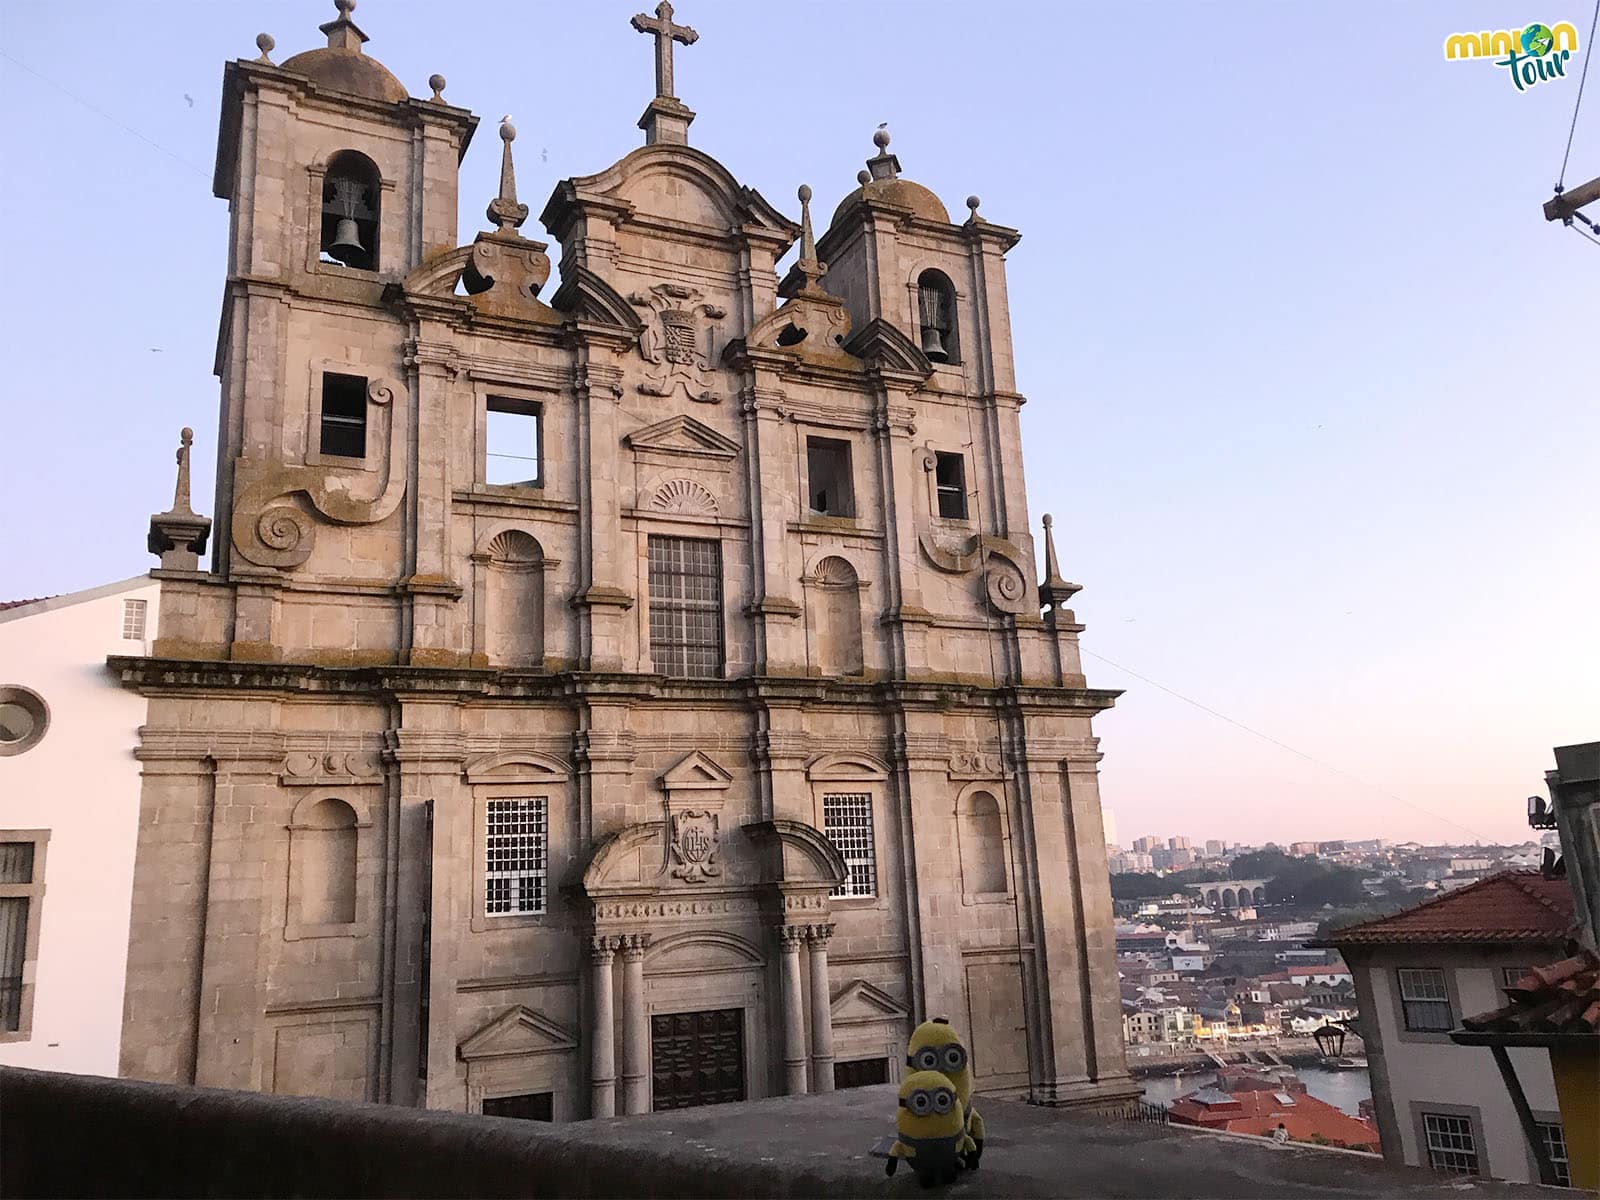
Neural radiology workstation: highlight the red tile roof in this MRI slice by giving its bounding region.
[1319,870,1574,947]
[1461,946,1600,1036]
[0,597,51,611]
[1168,1086,1380,1152]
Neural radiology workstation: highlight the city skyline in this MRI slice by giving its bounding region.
[1,2,1595,848]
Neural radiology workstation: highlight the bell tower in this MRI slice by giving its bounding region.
[203,1,476,653]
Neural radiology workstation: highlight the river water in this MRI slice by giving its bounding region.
[1136,1065,1372,1116]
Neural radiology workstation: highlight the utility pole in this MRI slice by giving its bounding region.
[1544,174,1600,224]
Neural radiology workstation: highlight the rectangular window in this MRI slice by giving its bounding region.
[834,1057,889,1089]
[823,793,877,899]
[1397,968,1453,1032]
[121,598,148,641]
[0,837,42,1036]
[319,372,368,459]
[484,798,547,916]
[1500,966,1531,990]
[1537,1121,1570,1187]
[806,437,855,518]
[934,451,968,520]
[483,1092,553,1121]
[1422,1112,1480,1176]
[485,396,542,487]
[647,536,724,679]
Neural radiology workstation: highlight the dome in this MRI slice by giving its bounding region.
[830,177,950,228]
[279,46,409,104]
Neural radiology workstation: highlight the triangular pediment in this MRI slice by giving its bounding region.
[458,1005,579,1061]
[661,749,734,792]
[548,265,644,332]
[843,318,933,378]
[624,414,740,461]
[831,979,910,1026]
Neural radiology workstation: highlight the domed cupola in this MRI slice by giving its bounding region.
[278,0,409,104]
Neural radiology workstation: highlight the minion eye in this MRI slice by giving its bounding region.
[910,1091,932,1115]
[933,1090,953,1113]
[942,1046,966,1072]
[915,1048,939,1070]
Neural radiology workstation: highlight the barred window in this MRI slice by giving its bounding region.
[485,798,547,916]
[823,793,876,898]
[647,535,723,679]
[1397,968,1453,1032]
[1422,1112,1479,1176]
[1537,1121,1570,1188]
[121,599,148,640]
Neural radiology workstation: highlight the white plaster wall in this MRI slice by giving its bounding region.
[0,577,156,1076]
[1369,959,1558,1183]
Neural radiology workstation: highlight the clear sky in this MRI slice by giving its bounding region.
[1,2,1595,847]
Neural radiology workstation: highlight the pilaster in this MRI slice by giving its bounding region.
[571,360,633,671]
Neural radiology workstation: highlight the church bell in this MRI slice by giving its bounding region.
[328,218,366,262]
[920,324,949,362]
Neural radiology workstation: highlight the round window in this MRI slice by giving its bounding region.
[0,687,49,756]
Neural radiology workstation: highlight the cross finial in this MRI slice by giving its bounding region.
[631,1,697,101]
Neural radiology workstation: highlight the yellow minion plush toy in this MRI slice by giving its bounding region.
[906,1018,985,1168]
[885,1070,975,1187]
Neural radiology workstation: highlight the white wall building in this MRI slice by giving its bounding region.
[0,577,157,1075]
[1325,871,1575,1185]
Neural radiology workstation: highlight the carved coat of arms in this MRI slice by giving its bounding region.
[630,282,726,404]
[669,809,722,883]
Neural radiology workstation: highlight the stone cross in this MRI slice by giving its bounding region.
[631,1,697,100]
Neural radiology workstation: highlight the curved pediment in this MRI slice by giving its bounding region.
[583,822,666,892]
[463,750,571,785]
[742,819,847,889]
[548,265,644,333]
[647,929,764,972]
[807,751,890,783]
[543,145,797,244]
[843,317,933,378]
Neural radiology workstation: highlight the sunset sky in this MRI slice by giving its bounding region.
[1,1,1594,846]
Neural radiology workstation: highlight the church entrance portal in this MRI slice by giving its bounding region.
[650,1008,746,1110]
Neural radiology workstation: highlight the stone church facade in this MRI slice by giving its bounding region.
[113,1,1134,1119]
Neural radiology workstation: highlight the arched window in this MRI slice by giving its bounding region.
[916,270,957,364]
[320,151,380,270]
[486,530,544,667]
[811,556,863,676]
[292,798,359,925]
[959,790,1007,895]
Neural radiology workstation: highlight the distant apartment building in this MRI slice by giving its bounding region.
[1317,840,1346,854]
[1205,839,1224,856]
[1322,871,1575,1184]
[1168,836,1189,851]
[1132,836,1160,855]
[1289,841,1319,858]
[1122,1005,1194,1046]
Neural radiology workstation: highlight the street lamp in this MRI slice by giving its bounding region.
[1313,1023,1346,1059]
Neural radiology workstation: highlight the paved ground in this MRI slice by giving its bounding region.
[573,1085,1543,1198]
[3,1066,1549,1198]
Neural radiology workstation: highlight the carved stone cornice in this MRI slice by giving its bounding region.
[402,338,461,379]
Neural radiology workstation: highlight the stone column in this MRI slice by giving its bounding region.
[619,933,651,1115]
[806,923,837,1093]
[589,936,618,1118]
[778,925,809,1095]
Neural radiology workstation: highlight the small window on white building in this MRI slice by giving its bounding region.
[485,397,542,487]
[0,835,46,1036]
[122,599,148,641]
[1537,1121,1570,1187]
[823,793,876,898]
[1422,1112,1480,1176]
[485,798,547,916]
[1397,968,1453,1031]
